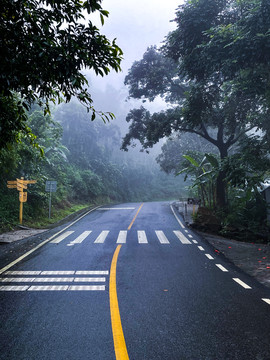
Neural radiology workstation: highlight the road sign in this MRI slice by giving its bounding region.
[19,192,27,203]
[17,183,27,191]
[7,184,17,189]
[7,177,37,224]
[45,181,57,193]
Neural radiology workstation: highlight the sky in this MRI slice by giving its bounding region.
[89,0,183,91]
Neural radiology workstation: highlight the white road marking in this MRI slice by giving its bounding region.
[170,205,185,228]
[74,277,105,282]
[50,231,74,244]
[0,277,35,282]
[262,298,270,305]
[4,271,41,275]
[192,240,198,244]
[216,264,228,272]
[233,278,251,289]
[155,231,170,244]
[188,234,193,238]
[173,231,192,244]
[75,271,109,275]
[69,285,105,291]
[198,246,205,251]
[33,277,74,282]
[41,271,75,275]
[117,231,127,244]
[0,285,29,291]
[69,231,92,244]
[0,206,101,275]
[205,254,214,260]
[137,231,148,244]
[28,285,69,291]
[184,230,188,233]
[97,208,135,210]
[94,231,109,243]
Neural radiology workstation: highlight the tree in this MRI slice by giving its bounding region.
[0,0,123,148]
[122,0,270,207]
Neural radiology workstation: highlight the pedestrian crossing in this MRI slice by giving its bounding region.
[0,270,109,292]
[49,230,193,246]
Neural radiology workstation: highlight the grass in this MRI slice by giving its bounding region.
[23,202,95,229]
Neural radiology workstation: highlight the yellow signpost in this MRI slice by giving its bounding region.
[7,177,37,224]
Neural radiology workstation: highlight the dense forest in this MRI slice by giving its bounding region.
[1,0,270,242]
[0,100,186,230]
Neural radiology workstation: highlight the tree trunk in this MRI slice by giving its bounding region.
[216,144,228,208]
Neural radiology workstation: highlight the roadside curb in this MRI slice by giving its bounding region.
[0,204,105,272]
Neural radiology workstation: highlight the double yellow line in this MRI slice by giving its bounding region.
[109,203,143,360]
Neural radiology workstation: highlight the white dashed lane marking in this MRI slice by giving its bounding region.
[233,278,252,289]
[216,264,229,272]
[262,299,270,305]
[205,254,214,260]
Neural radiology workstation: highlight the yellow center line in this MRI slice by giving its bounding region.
[110,204,143,358]
[127,203,143,230]
[110,245,129,360]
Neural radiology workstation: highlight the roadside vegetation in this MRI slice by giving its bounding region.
[1,0,269,242]
[123,0,270,242]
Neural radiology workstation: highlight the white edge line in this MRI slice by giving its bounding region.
[0,205,101,275]
[205,254,214,260]
[170,205,185,229]
[262,298,270,305]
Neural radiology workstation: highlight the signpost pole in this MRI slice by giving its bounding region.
[45,181,57,219]
[49,188,52,219]
[19,197,23,224]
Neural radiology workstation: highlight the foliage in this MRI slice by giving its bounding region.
[0,0,123,148]
[0,102,185,229]
[122,0,270,208]
[177,152,219,208]
[156,133,217,175]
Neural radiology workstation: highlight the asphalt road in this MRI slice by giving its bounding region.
[1,201,270,360]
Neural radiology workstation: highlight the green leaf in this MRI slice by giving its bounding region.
[183,155,199,167]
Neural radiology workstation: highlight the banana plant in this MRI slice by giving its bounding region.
[177,152,220,207]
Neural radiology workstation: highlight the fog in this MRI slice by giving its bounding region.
[51,1,187,202]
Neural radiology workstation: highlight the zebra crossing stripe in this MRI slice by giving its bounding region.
[94,231,109,243]
[173,231,192,244]
[117,231,127,244]
[155,231,170,244]
[50,231,74,244]
[70,231,92,244]
[0,285,29,291]
[137,231,148,244]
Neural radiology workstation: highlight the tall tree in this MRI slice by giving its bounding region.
[0,0,123,148]
[122,0,270,207]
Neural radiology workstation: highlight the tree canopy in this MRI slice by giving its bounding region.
[122,0,270,207]
[0,0,123,148]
